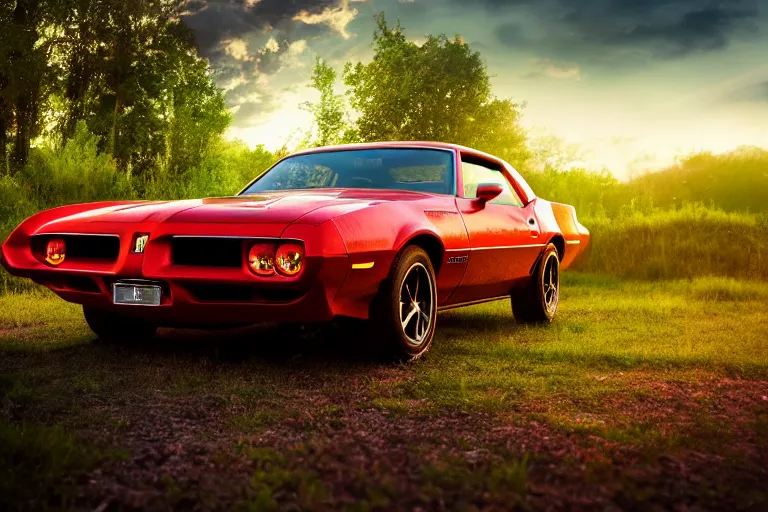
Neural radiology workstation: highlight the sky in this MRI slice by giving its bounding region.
[180,0,768,179]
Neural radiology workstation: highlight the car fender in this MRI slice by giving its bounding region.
[326,201,467,318]
[533,199,590,269]
[1,201,142,273]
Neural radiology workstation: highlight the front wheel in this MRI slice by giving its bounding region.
[83,306,157,344]
[511,243,560,324]
[369,246,438,361]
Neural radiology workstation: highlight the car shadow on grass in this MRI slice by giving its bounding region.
[108,309,521,366]
[95,321,391,367]
[437,309,518,332]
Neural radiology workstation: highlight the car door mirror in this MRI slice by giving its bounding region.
[475,183,503,205]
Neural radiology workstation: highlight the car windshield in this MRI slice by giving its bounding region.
[240,148,455,196]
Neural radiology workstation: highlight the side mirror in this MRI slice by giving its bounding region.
[475,183,503,205]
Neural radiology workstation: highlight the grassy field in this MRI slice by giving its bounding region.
[1,274,767,511]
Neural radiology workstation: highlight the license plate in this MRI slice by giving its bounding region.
[113,283,162,306]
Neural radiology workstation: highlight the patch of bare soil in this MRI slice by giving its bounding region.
[74,380,768,511]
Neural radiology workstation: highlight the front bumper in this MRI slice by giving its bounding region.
[2,255,349,327]
[1,222,352,327]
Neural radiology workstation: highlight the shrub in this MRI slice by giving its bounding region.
[0,177,38,294]
[19,122,135,209]
[143,140,279,200]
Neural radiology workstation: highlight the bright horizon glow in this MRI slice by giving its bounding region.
[225,98,768,181]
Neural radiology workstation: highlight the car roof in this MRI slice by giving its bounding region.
[291,141,494,160]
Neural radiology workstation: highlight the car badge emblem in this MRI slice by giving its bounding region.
[134,235,149,254]
[447,255,468,264]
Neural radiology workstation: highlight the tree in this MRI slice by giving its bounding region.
[68,0,224,177]
[164,42,231,176]
[302,57,351,147]
[0,3,12,172]
[0,0,230,178]
[342,14,529,167]
[0,0,57,172]
[470,98,529,170]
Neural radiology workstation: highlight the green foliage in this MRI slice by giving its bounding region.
[469,98,530,170]
[302,58,350,147]
[527,147,768,221]
[0,175,35,235]
[525,166,620,221]
[164,48,232,176]
[522,147,768,282]
[1,0,230,176]
[20,122,134,208]
[342,14,529,168]
[143,140,280,200]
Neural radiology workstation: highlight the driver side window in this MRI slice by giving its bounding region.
[461,159,523,207]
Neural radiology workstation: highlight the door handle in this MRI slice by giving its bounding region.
[527,217,539,237]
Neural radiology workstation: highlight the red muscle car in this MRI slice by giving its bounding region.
[1,142,589,360]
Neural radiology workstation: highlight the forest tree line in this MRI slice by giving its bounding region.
[0,0,227,177]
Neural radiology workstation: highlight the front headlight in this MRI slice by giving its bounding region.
[248,243,276,276]
[45,238,66,266]
[275,243,304,276]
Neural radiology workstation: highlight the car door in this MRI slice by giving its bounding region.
[448,156,543,304]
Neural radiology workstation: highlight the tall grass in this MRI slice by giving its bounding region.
[625,147,768,214]
[576,204,767,280]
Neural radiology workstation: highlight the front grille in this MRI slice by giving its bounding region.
[32,234,120,262]
[182,283,304,303]
[44,275,101,293]
[171,237,244,268]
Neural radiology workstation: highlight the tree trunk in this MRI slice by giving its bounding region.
[111,84,121,169]
[63,13,94,141]
[8,0,41,172]
[11,95,31,172]
[0,111,7,175]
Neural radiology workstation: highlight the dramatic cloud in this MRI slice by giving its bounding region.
[222,38,250,61]
[180,0,347,135]
[493,0,763,63]
[292,0,365,40]
[526,59,582,80]
[181,0,360,54]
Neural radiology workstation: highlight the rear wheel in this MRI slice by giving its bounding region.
[369,246,438,361]
[511,243,560,324]
[83,306,157,344]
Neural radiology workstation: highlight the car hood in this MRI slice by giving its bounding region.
[51,189,434,226]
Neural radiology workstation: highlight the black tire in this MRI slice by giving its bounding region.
[511,243,560,324]
[83,306,157,344]
[369,246,438,362]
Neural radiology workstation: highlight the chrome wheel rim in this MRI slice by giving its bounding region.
[543,253,560,315]
[399,262,434,346]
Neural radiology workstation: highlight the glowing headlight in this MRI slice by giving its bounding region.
[275,243,304,276]
[248,243,275,276]
[45,238,66,266]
